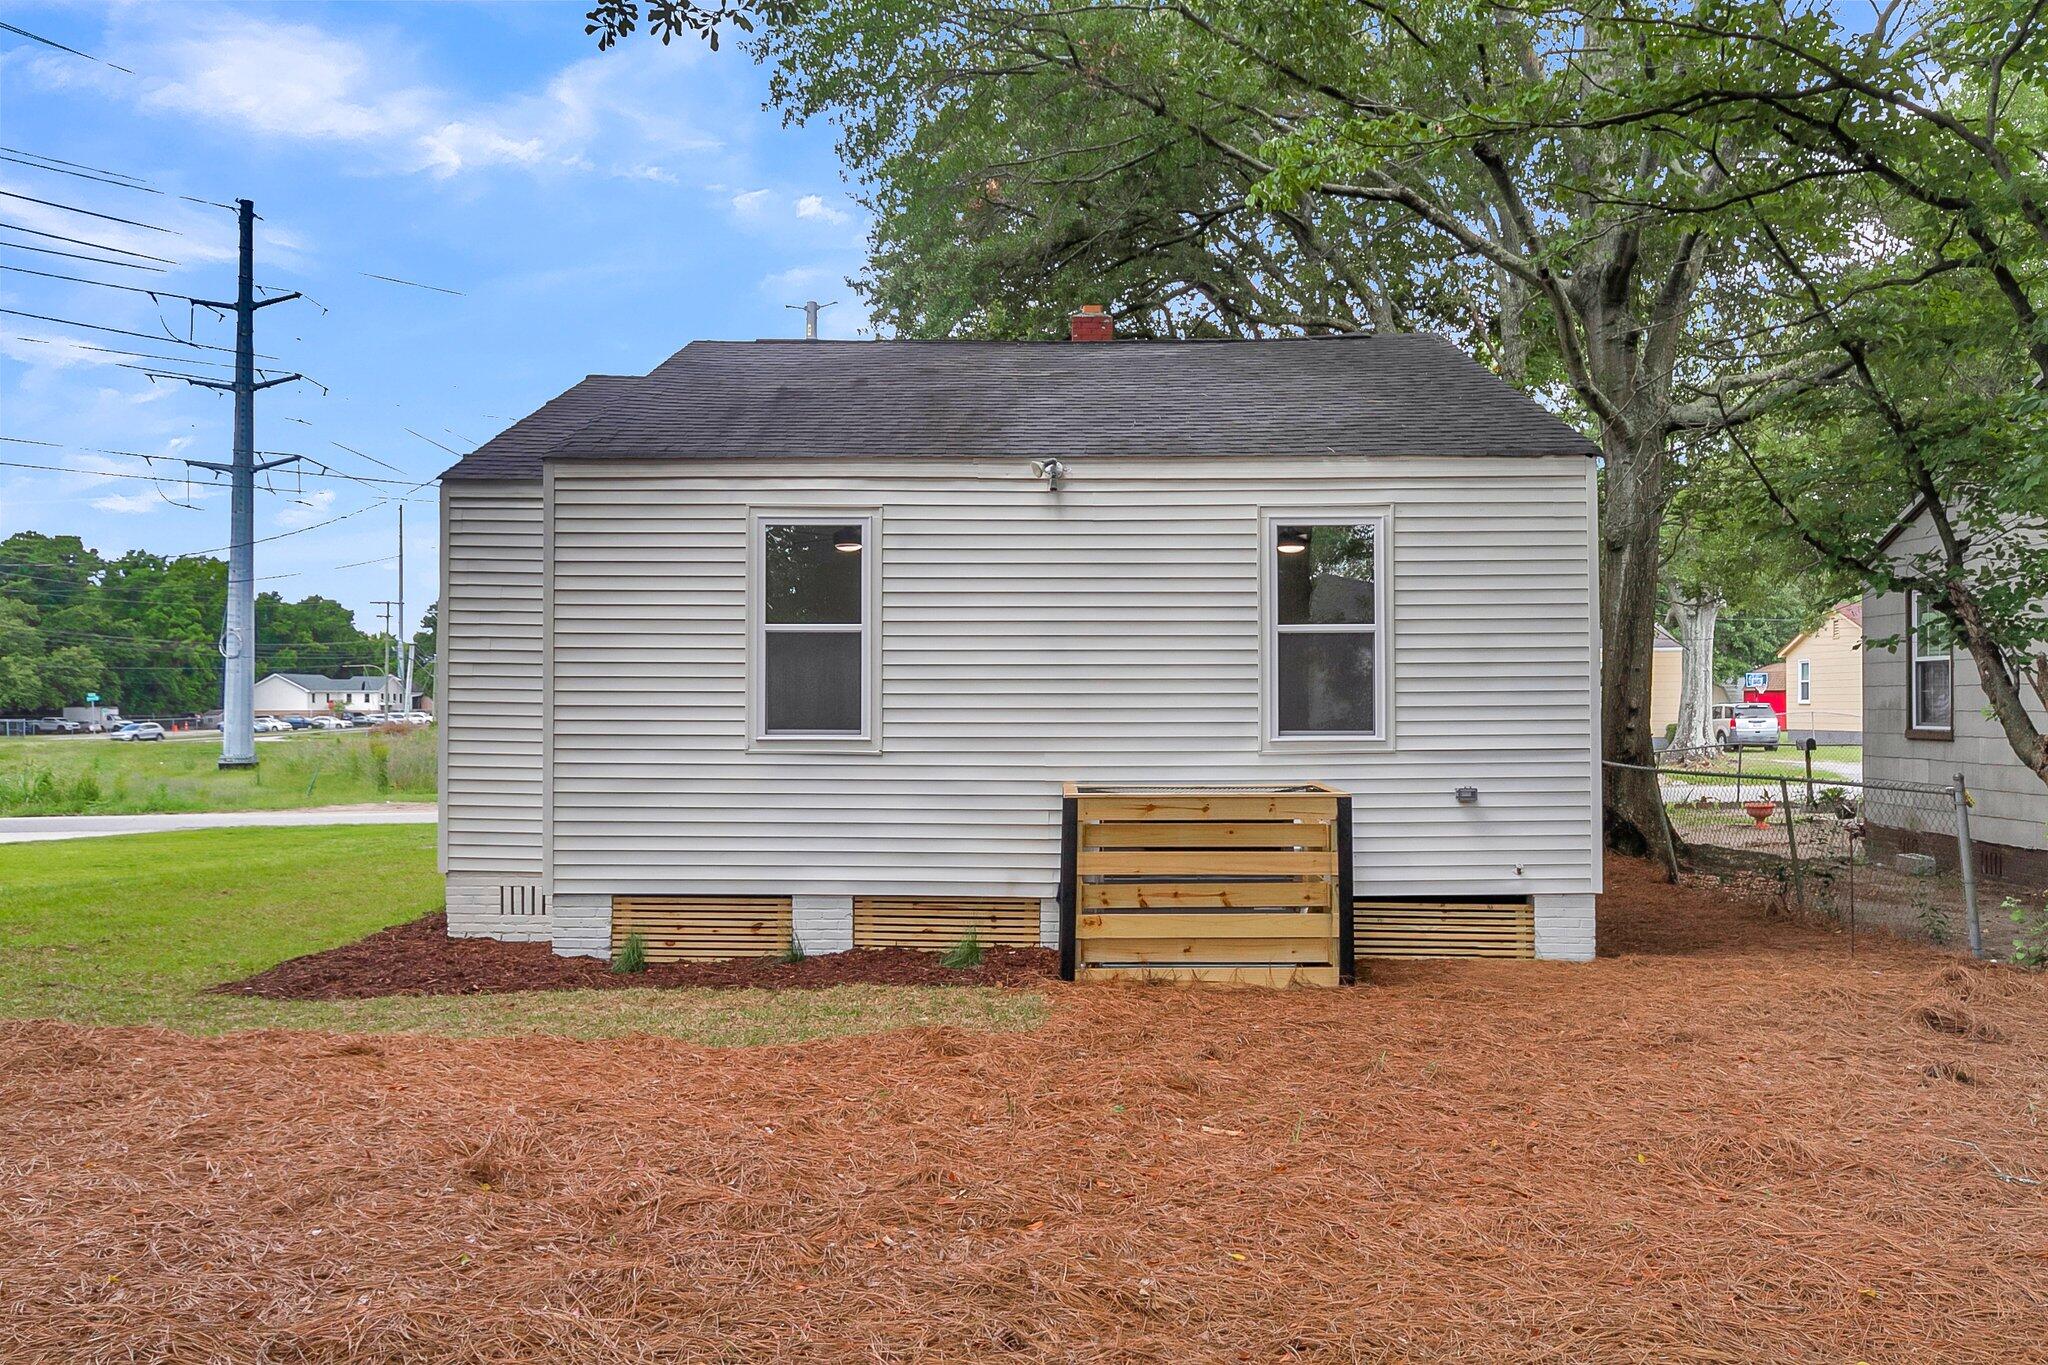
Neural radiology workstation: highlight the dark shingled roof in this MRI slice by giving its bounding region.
[439,375,634,480]
[441,334,1596,480]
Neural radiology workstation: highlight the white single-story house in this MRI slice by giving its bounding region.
[437,320,1603,977]
[1864,504,2047,880]
[253,672,420,715]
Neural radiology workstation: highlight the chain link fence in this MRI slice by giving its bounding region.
[1610,746,2014,958]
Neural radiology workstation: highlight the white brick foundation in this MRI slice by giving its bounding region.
[1039,897,1061,949]
[444,877,552,943]
[1533,892,1596,961]
[792,895,854,955]
[550,893,612,959]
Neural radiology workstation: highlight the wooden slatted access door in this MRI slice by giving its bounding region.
[1062,783,1353,987]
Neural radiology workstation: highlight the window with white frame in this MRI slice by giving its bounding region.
[755,517,871,738]
[1908,591,1953,733]
[1270,520,1383,737]
[1796,658,1812,704]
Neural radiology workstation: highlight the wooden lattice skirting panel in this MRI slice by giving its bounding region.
[852,897,1040,950]
[1068,785,1348,987]
[611,896,793,962]
[1353,899,1534,959]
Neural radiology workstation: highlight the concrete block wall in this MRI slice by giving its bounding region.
[1039,898,1060,949]
[1533,893,1596,961]
[445,877,552,943]
[550,893,611,959]
[793,895,853,955]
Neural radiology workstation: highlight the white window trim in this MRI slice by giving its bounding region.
[1795,658,1812,704]
[747,509,882,753]
[1258,508,1392,751]
[1907,590,1953,735]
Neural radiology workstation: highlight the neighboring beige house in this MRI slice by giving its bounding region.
[1777,601,1863,744]
[1650,624,1682,740]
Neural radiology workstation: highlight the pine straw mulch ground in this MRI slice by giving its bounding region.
[216,913,1057,997]
[3,857,2045,1363]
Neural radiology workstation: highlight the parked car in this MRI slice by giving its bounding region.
[253,716,292,733]
[348,713,383,727]
[108,721,166,742]
[1712,702,1782,751]
[402,711,434,725]
[307,714,350,731]
[285,715,315,730]
[34,717,83,734]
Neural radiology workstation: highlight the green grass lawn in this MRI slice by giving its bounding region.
[0,727,436,816]
[1660,743,1862,785]
[0,825,1047,1042]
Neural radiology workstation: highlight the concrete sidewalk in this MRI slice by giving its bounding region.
[0,804,436,844]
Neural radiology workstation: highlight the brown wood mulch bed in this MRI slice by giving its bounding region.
[216,912,1058,1000]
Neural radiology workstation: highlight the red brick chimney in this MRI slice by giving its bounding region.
[1069,304,1113,342]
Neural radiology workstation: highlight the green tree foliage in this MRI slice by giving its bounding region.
[411,600,438,700]
[0,531,390,717]
[1582,0,2048,786]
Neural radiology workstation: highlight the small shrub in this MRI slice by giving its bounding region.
[782,932,806,964]
[2006,894,2047,970]
[611,932,648,974]
[940,929,985,969]
[1915,889,1953,947]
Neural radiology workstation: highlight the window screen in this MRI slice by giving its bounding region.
[1274,522,1380,736]
[760,521,866,736]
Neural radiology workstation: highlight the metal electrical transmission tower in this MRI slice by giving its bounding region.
[182,199,303,768]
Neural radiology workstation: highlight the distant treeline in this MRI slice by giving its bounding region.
[0,531,435,716]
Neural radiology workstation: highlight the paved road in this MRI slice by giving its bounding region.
[0,804,436,844]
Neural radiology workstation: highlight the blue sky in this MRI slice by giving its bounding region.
[0,0,866,638]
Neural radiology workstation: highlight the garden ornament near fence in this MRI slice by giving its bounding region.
[1744,792,1778,830]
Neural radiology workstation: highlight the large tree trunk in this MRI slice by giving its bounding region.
[1598,424,1670,855]
[1668,594,1720,755]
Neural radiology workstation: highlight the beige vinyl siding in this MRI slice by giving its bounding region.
[440,481,545,876]
[543,456,1600,900]
[1865,513,2047,851]
[1781,606,1862,739]
[1649,644,1681,735]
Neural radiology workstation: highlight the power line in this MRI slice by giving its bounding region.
[403,426,465,456]
[0,220,178,264]
[5,335,233,367]
[0,308,262,357]
[0,262,208,302]
[0,151,166,196]
[362,272,464,297]
[0,239,167,272]
[329,441,409,476]
[0,189,180,234]
[0,145,151,187]
[0,20,135,75]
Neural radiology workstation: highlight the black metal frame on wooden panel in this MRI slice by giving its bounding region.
[1058,792,1078,981]
[1336,795,1356,984]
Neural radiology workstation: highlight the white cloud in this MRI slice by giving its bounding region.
[794,194,849,225]
[90,491,160,515]
[275,489,337,528]
[96,15,724,183]
[731,188,773,216]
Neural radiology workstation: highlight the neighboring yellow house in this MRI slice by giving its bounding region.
[1650,624,1683,739]
[1778,601,1863,743]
